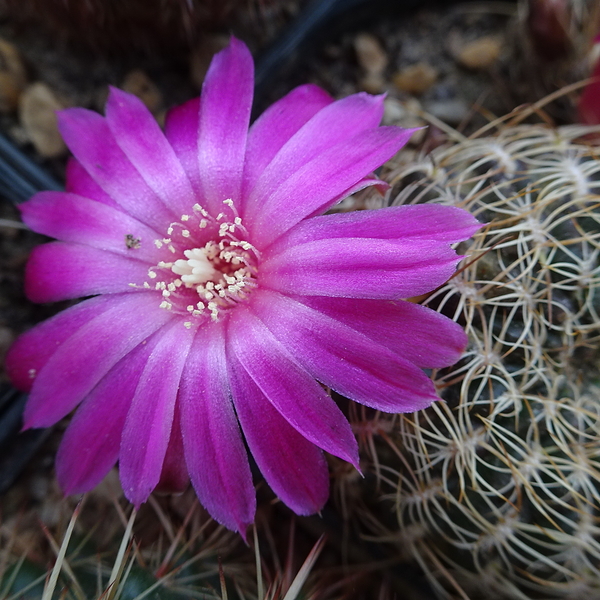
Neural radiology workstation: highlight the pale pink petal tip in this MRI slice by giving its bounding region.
[7,36,480,536]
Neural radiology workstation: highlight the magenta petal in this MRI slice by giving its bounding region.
[248,127,416,246]
[271,204,482,252]
[58,108,175,229]
[23,293,173,429]
[21,192,163,262]
[308,175,389,218]
[179,321,255,535]
[56,335,160,495]
[242,84,333,204]
[261,237,461,299]
[25,242,149,303]
[250,290,439,413]
[6,295,116,392]
[228,350,329,515]
[65,158,119,208]
[164,97,202,197]
[106,87,194,217]
[303,296,467,369]
[228,307,359,466]
[244,92,385,222]
[197,37,253,213]
[156,401,189,495]
[120,319,196,507]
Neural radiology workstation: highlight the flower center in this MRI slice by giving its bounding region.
[137,200,259,322]
[171,248,218,285]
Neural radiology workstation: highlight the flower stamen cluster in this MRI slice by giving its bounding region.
[139,199,258,321]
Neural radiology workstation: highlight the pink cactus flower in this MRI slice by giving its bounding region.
[6,38,479,535]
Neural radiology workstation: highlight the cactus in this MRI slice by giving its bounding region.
[357,123,600,599]
[0,490,249,600]
[0,483,340,600]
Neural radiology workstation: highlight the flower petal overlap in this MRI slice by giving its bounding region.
[6,37,480,536]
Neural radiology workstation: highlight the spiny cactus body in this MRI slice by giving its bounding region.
[370,124,600,600]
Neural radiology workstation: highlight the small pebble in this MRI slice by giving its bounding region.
[392,62,438,95]
[383,96,416,124]
[382,97,427,144]
[455,36,503,70]
[121,69,162,114]
[423,97,470,124]
[0,38,27,112]
[359,73,386,94]
[19,82,66,158]
[354,32,388,75]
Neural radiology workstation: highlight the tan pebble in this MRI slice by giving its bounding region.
[383,97,407,124]
[382,97,426,144]
[359,73,386,94]
[190,34,231,88]
[456,36,503,70]
[424,98,470,124]
[121,69,162,114]
[393,62,438,95]
[0,38,27,112]
[382,97,422,125]
[354,32,387,75]
[405,123,427,146]
[19,82,66,158]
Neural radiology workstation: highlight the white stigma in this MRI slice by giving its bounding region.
[171,248,219,285]
[142,202,259,321]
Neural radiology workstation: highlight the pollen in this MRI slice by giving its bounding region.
[146,201,258,321]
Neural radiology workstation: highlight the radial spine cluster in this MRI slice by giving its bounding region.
[360,124,600,599]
